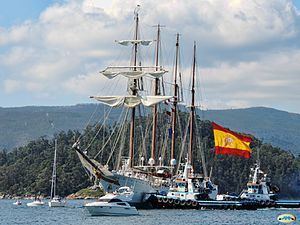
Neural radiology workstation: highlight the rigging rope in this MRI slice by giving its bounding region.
[106,109,129,165]
[195,117,208,177]
[93,107,126,159]
[81,106,113,153]
[75,103,101,143]
[115,120,128,170]
[176,114,189,174]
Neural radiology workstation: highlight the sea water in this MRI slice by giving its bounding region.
[1,199,299,225]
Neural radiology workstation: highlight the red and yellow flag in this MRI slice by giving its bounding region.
[212,122,253,159]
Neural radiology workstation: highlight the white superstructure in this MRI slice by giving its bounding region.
[239,163,277,202]
[166,161,218,201]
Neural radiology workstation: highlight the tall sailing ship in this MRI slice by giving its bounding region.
[73,6,217,206]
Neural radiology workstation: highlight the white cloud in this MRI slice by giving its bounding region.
[0,0,300,112]
[3,80,21,94]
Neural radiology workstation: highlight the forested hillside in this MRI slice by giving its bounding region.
[0,118,299,198]
[1,105,299,155]
[0,104,119,150]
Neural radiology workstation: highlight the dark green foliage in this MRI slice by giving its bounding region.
[0,132,91,196]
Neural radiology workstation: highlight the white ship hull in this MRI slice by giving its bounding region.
[27,200,45,207]
[99,173,169,205]
[48,199,66,207]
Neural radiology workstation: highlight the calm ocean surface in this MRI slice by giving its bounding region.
[1,199,299,225]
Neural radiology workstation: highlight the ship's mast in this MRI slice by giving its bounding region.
[50,139,57,199]
[170,33,180,167]
[150,24,161,166]
[129,6,140,168]
[188,42,196,166]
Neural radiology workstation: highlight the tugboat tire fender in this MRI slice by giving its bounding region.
[174,199,180,205]
[186,200,192,206]
[192,201,198,207]
[168,198,174,204]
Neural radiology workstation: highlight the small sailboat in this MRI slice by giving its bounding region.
[27,197,45,207]
[84,186,138,216]
[13,200,22,205]
[49,139,66,207]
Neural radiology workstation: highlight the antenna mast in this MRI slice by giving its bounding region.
[188,42,196,165]
[170,33,180,167]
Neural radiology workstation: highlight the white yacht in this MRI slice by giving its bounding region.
[27,198,45,207]
[13,200,22,205]
[49,196,66,207]
[85,200,138,216]
[84,187,138,216]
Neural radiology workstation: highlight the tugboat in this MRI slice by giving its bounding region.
[153,158,260,210]
[166,160,218,202]
[239,162,278,207]
[152,159,218,209]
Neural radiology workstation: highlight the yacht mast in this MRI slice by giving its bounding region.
[171,33,180,167]
[150,24,161,166]
[50,139,57,199]
[188,42,196,165]
[129,6,140,168]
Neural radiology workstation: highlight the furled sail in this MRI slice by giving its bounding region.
[102,70,143,79]
[90,95,172,108]
[101,69,167,79]
[117,40,153,46]
[74,145,119,185]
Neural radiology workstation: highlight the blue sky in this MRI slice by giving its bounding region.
[1,0,300,113]
[294,0,300,8]
[0,0,298,26]
[0,1,59,27]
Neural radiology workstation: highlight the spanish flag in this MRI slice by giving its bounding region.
[212,122,253,158]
